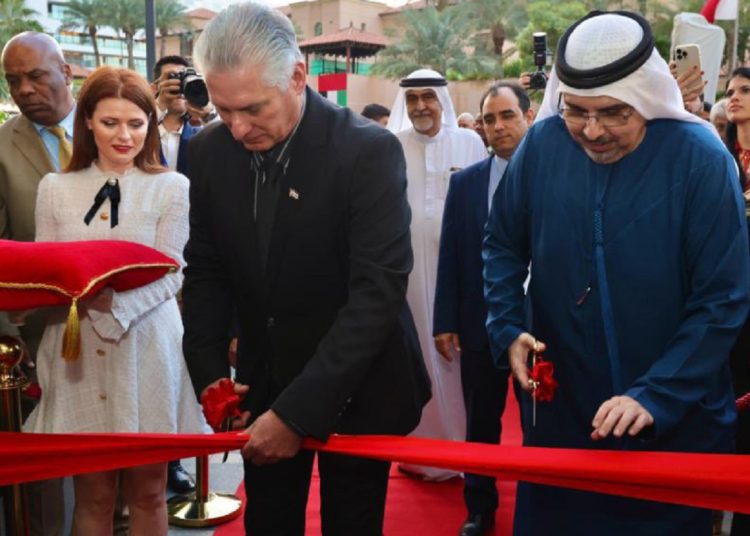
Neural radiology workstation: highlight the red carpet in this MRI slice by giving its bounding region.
[215,380,521,535]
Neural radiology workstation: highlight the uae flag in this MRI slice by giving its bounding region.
[701,0,738,22]
[318,73,347,107]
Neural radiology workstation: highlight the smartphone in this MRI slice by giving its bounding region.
[673,44,702,78]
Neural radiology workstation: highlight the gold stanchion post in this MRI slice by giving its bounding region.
[166,454,242,527]
[0,336,29,536]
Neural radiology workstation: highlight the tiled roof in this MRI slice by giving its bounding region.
[185,8,217,19]
[299,25,389,48]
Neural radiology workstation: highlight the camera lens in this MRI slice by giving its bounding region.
[184,76,209,108]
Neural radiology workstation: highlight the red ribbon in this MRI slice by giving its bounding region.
[200,379,241,431]
[531,358,558,402]
[738,392,750,413]
[2,431,750,514]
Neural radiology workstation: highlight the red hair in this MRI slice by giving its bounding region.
[67,66,164,173]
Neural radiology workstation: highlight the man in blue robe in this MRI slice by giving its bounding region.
[483,10,750,536]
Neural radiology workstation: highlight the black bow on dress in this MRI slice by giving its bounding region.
[84,178,120,228]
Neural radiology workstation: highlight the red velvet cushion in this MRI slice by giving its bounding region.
[0,239,179,311]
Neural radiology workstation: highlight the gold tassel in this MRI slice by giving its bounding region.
[62,298,81,361]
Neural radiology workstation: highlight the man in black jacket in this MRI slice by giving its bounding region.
[182,3,430,534]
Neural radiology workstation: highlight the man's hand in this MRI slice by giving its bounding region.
[434,332,460,362]
[508,332,546,392]
[519,72,532,90]
[155,73,183,108]
[186,102,215,124]
[591,395,654,440]
[200,378,251,430]
[241,410,304,465]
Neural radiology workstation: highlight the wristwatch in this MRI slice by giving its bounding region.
[201,107,218,124]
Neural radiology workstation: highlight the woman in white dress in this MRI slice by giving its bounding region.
[24,66,207,536]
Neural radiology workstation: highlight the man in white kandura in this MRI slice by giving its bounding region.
[388,68,487,480]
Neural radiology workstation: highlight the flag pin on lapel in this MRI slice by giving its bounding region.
[289,188,300,200]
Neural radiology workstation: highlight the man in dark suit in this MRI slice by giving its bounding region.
[433,82,533,536]
[181,3,430,535]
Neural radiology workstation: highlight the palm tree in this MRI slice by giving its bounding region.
[105,0,144,69]
[514,0,589,68]
[0,0,42,49]
[0,0,43,99]
[155,0,186,58]
[62,0,107,67]
[371,6,498,80]
[456,0,528,58]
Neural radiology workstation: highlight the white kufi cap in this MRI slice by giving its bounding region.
[565,14,643,70]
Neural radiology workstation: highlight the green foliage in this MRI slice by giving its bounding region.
[155,0,187,57]
[645,0,682,60]
[62,0,108,67]
[370,6,502,80]
[0,0,43,99]
[107,0,146,69]
[715,6,750,73]
[515,1,588,69]
[503,58,525,79]
[510,0,744,74]
[62,0,187,70]
[456,0,529,54]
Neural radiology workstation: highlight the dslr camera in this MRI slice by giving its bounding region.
[167,68,209,108]
[529,32,548,90]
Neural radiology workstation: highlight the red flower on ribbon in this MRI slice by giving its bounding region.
[531,358,558,402]
[23,382,42,401]
[737,392,750,413]
[200,379,242,432]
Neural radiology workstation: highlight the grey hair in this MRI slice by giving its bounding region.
[193,2,303,90]
[710,98,727,123]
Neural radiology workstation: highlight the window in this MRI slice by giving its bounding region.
[314,22,323,36]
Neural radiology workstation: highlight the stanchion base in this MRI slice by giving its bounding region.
[167,491,242,527]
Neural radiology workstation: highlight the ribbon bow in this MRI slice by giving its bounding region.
[84,178,120,228]
[737,392,750,413]
[530,359,558,402]
[200,379,242,432]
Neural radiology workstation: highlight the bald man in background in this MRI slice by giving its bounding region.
[1,31,76,536]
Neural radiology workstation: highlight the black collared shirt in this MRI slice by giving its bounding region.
[252,97,306,271]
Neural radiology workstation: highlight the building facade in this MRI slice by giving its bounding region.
[24,0,147,77]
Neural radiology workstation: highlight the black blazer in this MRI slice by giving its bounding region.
[433,156,493,352]
[182,88,430,441]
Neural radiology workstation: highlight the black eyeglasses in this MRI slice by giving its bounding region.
[559,106,635,127]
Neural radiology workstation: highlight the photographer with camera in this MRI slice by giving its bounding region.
[153,55,215,176]
[519,32,549,93]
